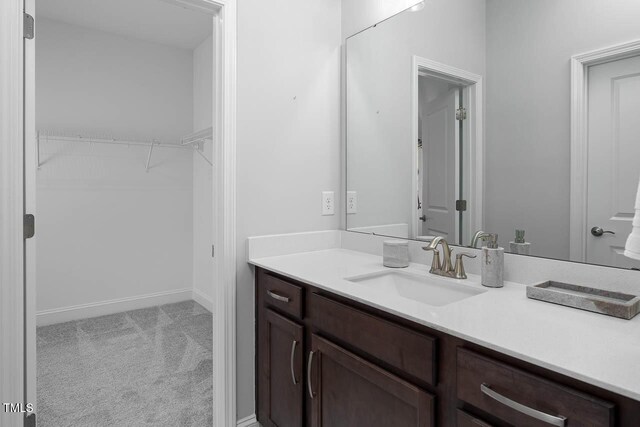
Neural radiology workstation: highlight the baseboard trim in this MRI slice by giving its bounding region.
[192,288,214,313]
[36,288,192,326]
[237,414,258,427]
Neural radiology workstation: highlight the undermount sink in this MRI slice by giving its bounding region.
[345,270,486,307]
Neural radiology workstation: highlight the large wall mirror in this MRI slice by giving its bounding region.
[345,0,640,270]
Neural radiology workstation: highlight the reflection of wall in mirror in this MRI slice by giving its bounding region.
[345,0,485,237]
[345,0,640,265]
[485,0,640,260]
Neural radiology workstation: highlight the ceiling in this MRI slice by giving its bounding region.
[37,0,214,50]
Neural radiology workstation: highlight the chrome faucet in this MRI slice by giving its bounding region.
[422,236,476,279]
[423,237,453,273]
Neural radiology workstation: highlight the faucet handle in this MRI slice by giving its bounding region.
[456,252,477,259]
[454,252,477,279]
[422,246,441,273]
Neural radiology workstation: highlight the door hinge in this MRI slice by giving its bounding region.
[24,13,35,40]
[24,214,35,239]
[456,107,467,121]
[456,200,467,212]
[25,413,36,427]
[211,245,215,258]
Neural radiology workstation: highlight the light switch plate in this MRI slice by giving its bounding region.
[322,191,335,215]
[347,191,357,214]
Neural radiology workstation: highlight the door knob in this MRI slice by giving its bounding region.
[591,227,615,237]
[419,215,427,222]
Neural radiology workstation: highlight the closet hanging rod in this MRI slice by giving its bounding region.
[37,132,192,150]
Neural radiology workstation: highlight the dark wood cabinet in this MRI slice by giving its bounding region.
[308,334,435,427]
[255,267,640,427]
[308,293,437,386]
[457,348,615,427]
[257,309,304,427]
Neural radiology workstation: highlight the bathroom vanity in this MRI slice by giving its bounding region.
[251,245,640,427]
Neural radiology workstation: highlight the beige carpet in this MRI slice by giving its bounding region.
[36,300,213,426]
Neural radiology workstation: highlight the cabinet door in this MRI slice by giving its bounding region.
[308,334,435,427]
[258,309,304,427]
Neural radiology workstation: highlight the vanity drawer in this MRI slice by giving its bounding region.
[456,348,615,427]
[308,292,437,385]
[456,410,493,427]
[260,271,304,319]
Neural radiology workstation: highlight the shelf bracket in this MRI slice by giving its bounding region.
[145,142,156,172]
[195,147,213,166]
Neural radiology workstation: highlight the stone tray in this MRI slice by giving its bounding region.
[527,281,640,320]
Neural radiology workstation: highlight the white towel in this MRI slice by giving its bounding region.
[624,176,640,260]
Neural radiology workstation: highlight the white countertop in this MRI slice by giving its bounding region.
[249,248,640,401]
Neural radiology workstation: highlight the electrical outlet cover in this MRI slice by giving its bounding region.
[347,191,357,214]
[322,191,334,215]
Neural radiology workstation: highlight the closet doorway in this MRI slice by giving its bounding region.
[19,0,236,425]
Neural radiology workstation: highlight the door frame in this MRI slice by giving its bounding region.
[410,56,483,243]
[0,0,26,426]
[206,2,238,425]
[569,40,640,262]
[0,1,238,426]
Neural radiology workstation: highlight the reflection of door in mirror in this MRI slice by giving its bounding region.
[586,54,640,269]
[416,76,463,244]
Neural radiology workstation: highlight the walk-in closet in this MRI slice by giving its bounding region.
[32,0,217,424]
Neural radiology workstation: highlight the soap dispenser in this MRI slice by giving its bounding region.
[479,233,504,288]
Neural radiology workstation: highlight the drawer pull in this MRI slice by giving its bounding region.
[290,340,298,385]
[267,290,290,303]
[481,383,566,426]
[307,351,315,399]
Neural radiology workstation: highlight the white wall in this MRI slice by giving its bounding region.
[37,18,194,142]
[192,34,214,309]
[36,18,194,313]
[345,0,485,233]
[236,0,342,419]
[485,0,640,259]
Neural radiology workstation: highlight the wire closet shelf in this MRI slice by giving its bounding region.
[37,128,213,171]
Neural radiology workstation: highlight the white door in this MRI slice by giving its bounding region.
[586,54,640,268]
[421,89,458,240]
